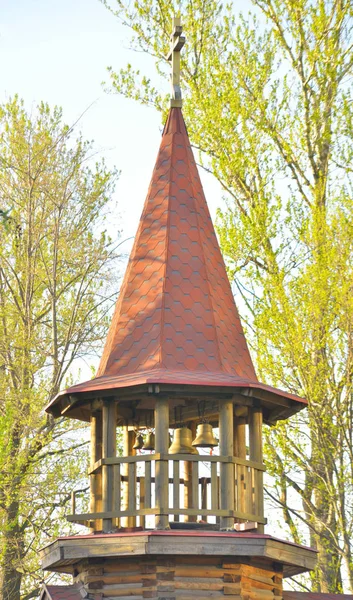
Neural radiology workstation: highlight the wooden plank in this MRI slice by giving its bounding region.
[114,463,121,528]
[192,460,199,511]
[211,463,218,511]
[102,400,116,532]
[201,476,208,521]
[67,506,266,523]
[173,460,180,521]
[140,476,145,529]
[173,592,226,598]
[85,574,143,585]
[174,580,223,590]
[128,462,136,513]
[92,453,265,471]
[154,397,169,529]
[219,399,234,530]
[222,564,278,579]
[145,461,152,509]
[234,415,246,527]
[174,567,222,579]
[122,427,136,528]
[90,411,102,531]
[249,407,264,532]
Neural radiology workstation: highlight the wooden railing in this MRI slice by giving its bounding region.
[67,453,266,531]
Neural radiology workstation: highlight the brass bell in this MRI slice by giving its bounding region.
[192,423,218,448]
[142,432,155,451]
[169,427,199,455]
[133,433,144,450]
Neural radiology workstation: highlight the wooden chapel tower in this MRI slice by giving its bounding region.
[40,18,316,600]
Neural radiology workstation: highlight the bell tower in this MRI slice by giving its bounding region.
[40,18,317,600]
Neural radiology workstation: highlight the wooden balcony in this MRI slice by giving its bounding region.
[68,452,266,532]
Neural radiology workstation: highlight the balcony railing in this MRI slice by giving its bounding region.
[68,453,266,531]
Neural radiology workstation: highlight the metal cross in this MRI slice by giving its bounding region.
[167,17,185,108]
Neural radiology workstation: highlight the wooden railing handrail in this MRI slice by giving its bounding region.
[90,453,265,474]
[67,507,267,524]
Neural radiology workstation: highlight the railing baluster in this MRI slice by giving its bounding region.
[145,461,152,510]
[128,462,136,519]
[201,476,208,522]
[211,462,218,512]
[114,464,121,528]
[173,460,180,521]
[192,460,198,514]
[140,476,145,529]
[245,466,252,515]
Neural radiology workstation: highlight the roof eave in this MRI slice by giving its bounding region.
[45,375,307,425]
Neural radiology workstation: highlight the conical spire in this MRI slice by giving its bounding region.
[97,108,257,382]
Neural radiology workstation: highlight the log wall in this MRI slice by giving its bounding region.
[73,555,283,600]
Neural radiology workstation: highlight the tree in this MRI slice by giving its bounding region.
[0,97,120,600]
[102,0,353,592]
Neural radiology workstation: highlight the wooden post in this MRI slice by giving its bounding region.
[234,416,247,521]
[122,425,136,528]
[219,400,234,530]
[184,421,197,522]
[102,399,116,533]
[249,406,264,533]
[90,410,102,532]
[155,397,170,529]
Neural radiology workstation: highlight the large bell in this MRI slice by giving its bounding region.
[133,433,144,450]
[142,432,155,451]
[169,427,199,455]
[192,423,218,448]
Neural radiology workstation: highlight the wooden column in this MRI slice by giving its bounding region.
[219,400,234,530]
[102,399,116,533]
[184,421,197,523]
[90,410,102,532]
[249,406,264,533]
[234,416,247,520]
[155,397,170,529]
[122,425,135,528]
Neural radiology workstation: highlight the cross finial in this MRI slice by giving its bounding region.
[167,16,185,108]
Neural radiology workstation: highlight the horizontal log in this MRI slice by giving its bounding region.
[85,574,143,585]
[174,581,223,590]
[222,564,278,579]
[175,567,222,578]
[174,577,223,585]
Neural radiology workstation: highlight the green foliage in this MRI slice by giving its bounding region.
[102,0,353,592]
[0,97,120,599]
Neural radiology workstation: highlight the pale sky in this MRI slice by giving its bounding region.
[0,0,223,250]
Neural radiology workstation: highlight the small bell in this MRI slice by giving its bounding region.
[169,427,199,455]
[133,433,144,450]
[192,423,218,448]
[142,432,155,451]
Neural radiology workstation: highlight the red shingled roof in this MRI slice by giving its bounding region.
[98,107,256,381]
[40,584,84,600]
[47,107,307,417]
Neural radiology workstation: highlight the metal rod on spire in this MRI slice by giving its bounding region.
[167,16,185,108]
